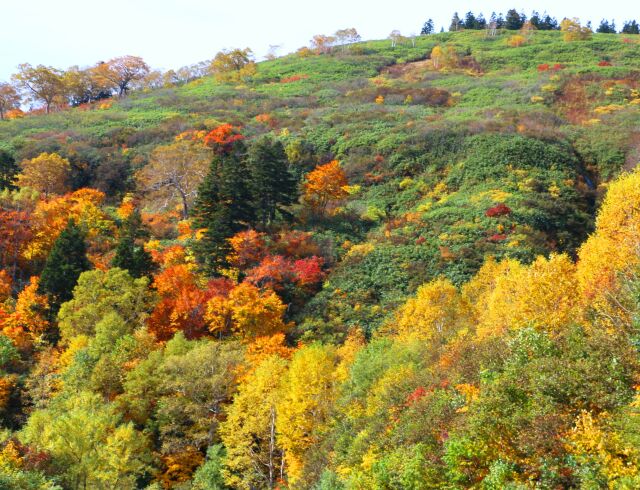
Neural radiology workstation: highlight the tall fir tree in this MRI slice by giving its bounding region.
[246,136,298,229]
[38,219,91,318]
[112,210,155,279]
[0,149,18,190]
[191,142,255,275]
[420,19,434,35]
[622,20,640,34]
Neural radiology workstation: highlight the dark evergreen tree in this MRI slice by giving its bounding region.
[246,136,297,229]
[622,20,640,34]
[530,11,542,29]
[596,19,617,33]
[38,220,91,316]
[449,12,463,32]
[505,9,524,30]
[539,14,559,30]
[496,13,505,29]
[191,142,255,275]
[112,210,155,279]
[0,149,18,190]
[464,12,477,30]
[476,13,487,30]
[420,18,435,35]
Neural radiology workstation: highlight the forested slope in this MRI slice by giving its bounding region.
[0,26,640,489]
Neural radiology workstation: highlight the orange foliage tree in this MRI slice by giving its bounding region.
[303,160,348,213]
[23,188,113,263]
[148,265,233,340]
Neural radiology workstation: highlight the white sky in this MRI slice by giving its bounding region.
[0,0,636,80]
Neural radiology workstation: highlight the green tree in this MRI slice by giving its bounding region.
[112,210,155,278]
[247,136,297,229]
[622,20,640,34]
[505,9,525,30]
[192,445,229,490]
[155,337,244,456]
[57,267,151,342]
[596,19,617,33]
[21,391,150,490]
[0,149,18,190]
[38,220,91,319]
[421,19,435,35]
[191,143,255,275]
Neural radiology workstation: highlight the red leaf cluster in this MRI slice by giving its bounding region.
[485,203,512,217]
[280,74,308,83]
[203,124,244,152]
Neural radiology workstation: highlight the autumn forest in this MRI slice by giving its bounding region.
[1,7,640,489]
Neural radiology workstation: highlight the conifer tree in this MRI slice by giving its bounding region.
[38,219,91,317]
[247,136,298,229]
[191,142,255,275]
[622,20,640,34]
[112,210,155,278]
[597,19,617,33]
[420,19,435,35]
[0,149,18,190]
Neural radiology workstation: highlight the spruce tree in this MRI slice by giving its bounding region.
[112,210,155,278]
[505,9,524,30]
[622,20,640,35]
[246,136,298,229]
[420,19,434,35]
[38,220,91,316]
[191,142,255,275]
[0,149,18,190]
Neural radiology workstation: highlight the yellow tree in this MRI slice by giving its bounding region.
[206,283,290,339]
[392,278,472,343]
[431,45,444,69]
[136,140,210,218]
[276,344,337,485]
[210,48,257,83]
[561,18,592,41]
[12,64,66,113]
[93,56,150,96]
[576,168,640,330]
[473,254,579,338]
[15,152,71,198]
[220,355,288,489]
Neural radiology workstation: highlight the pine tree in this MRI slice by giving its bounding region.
[38,220,91,317]
[421,19,435,35]
[505,9,524,30]
[191,143,255,275]
[464,12,477,30]
[112,210,155,278]
[622,20,640,35]
[247,136,298,229]
[0,149,18,190]
[596,19,617,33]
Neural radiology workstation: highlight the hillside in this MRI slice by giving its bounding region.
[1,28,640,488]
